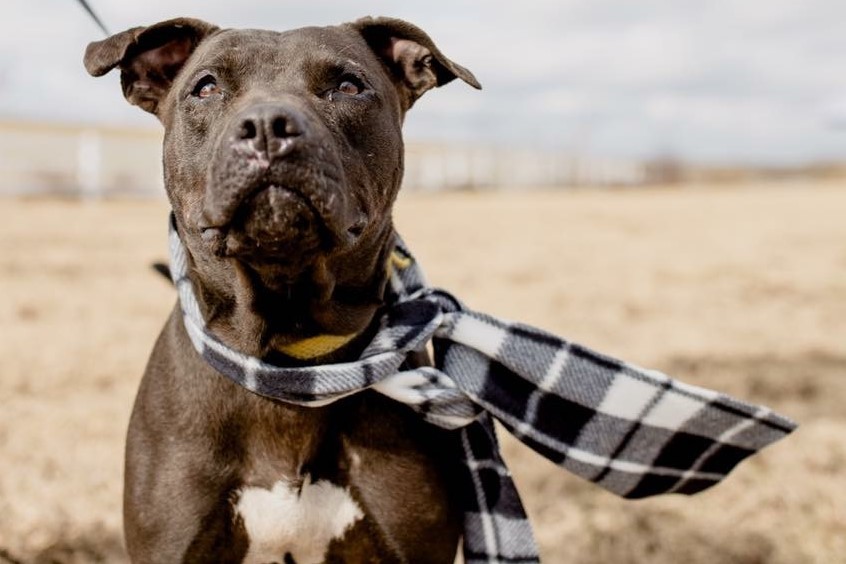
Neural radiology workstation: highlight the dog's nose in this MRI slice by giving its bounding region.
[234,104,304,158]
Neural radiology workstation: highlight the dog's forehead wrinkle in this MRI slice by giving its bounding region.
[190,48,369,100]
[207,25,358,54]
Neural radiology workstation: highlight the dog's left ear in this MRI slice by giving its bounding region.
[84,17,219,116]
[352,17,481,111]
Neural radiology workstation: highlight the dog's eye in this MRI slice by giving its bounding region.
[336,80,362,96]
[324,74,368,102]
[192,75,220,99]
[327,76,365,101]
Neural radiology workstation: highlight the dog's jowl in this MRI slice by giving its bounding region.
[85,17,480,563]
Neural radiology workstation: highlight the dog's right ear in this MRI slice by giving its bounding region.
[84,18,218,116]
[352,17,481,112]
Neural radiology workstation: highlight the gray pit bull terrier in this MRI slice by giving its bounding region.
[84,16,480,563]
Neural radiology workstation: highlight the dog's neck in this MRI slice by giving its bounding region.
[190,224,396,365]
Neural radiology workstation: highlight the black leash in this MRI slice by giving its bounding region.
[75,0,110,36]
[151,262,173,283]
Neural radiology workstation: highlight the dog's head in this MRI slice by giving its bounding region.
[85,17,478,343]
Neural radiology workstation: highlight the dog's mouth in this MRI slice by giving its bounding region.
[200,182,366,262]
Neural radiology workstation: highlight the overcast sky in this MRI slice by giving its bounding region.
[2,0,846,164]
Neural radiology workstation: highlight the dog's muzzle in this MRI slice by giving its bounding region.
[200,102,365,258]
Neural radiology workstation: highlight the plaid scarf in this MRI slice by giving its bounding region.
[168,215,795,563]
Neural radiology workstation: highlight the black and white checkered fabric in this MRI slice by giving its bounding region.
[168,215,796,564]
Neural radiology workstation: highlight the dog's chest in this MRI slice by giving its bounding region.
[234,477,364,564]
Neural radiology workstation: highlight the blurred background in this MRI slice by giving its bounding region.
[6,0,846,194]
[1,1,844,563]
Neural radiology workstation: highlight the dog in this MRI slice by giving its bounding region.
[84,16,480,563]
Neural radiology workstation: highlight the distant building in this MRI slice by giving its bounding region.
[0,120,650,197]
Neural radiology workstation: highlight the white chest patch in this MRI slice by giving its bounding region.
[235,478,364,564]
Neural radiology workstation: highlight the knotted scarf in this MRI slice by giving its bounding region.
[168,215,795,563]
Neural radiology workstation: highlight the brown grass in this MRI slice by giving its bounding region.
[1,182,844,562]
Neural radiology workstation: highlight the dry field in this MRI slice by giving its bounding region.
[1,183,844,563]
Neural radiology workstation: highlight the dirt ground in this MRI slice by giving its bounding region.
[1,183,844,563]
